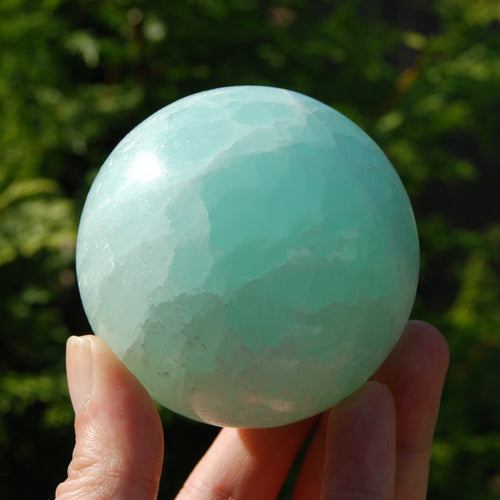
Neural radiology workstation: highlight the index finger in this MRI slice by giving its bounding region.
[176,417,317,500]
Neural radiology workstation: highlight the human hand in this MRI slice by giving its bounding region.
[56,321,448,499]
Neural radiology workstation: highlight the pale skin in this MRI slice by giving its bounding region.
[56,320,449,499]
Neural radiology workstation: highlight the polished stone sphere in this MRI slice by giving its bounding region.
[76,86,419,428]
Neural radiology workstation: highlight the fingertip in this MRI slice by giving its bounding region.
[66,336,94,414]
[346,380,395,410]
[406,320,450,373]
[321,381,396,500]
[327,381,396,448]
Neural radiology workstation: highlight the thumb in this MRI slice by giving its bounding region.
[56,335,164,500]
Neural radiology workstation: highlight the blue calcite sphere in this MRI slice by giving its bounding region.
[76,86,419,428]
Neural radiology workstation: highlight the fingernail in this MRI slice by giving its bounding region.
[66,336,93,414]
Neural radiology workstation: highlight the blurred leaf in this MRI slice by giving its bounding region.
[0,0,499,498]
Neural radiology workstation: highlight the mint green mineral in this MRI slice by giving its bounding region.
[76,86,419,428]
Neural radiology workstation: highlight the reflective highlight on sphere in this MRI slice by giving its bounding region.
[76,86,419,428]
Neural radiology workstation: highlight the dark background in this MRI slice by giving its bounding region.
[1,1,499,498]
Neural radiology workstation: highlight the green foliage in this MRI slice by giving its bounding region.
[0,0,499,498]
